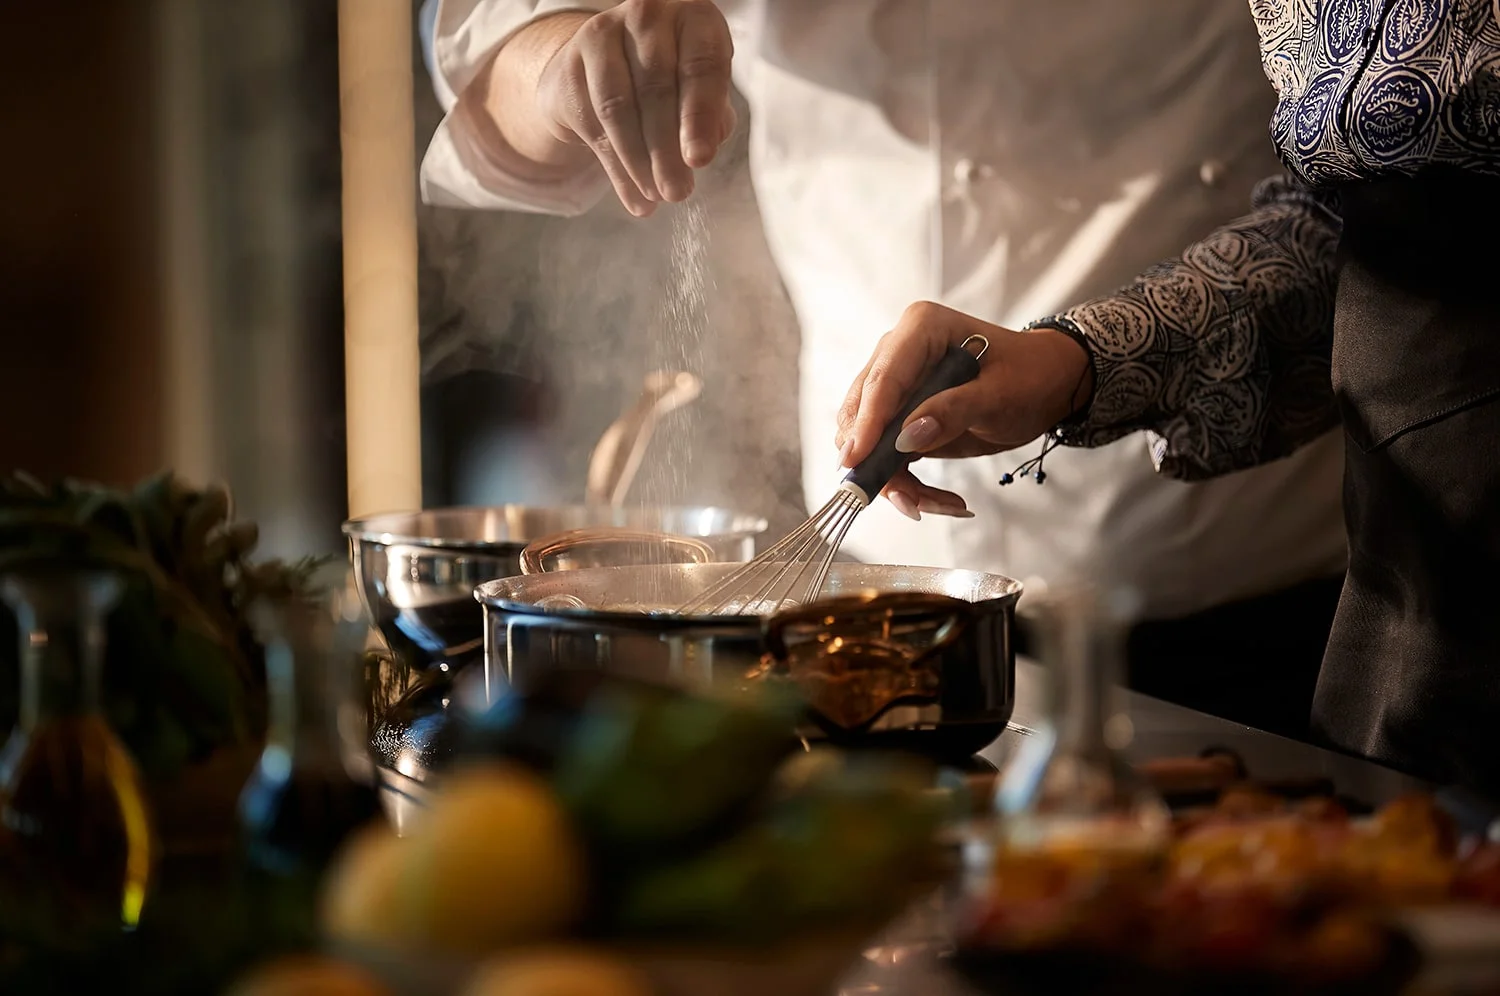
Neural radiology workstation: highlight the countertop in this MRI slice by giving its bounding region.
[992,658,1427,803]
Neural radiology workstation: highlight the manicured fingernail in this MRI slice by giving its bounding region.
[685,140,712,166]
[921,501,974,519]
[887,491,921,521]
[894,416,940,454]
[837,438,854,469]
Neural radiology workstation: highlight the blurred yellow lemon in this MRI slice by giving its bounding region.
[320,823,410,949]
[459,948,652,996]
[226,955,390,996]
[402,763,588,955]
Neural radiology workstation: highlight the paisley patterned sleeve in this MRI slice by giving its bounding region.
[1030,173,1344,481]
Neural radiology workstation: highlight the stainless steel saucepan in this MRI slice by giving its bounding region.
[475,562,1023,759]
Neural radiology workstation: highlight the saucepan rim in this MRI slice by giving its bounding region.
[473,562,1024,626]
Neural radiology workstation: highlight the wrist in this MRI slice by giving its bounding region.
[479,12,596,176]
[1023,322,1096,427]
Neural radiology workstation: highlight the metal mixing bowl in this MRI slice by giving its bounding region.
[343,505,768,672]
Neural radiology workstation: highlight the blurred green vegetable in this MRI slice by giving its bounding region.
[492,675,948,947]
[0,470,330,781]
[608,749,946,943]
[552,681,803,856]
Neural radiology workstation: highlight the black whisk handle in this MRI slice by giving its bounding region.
[842,336,987,503]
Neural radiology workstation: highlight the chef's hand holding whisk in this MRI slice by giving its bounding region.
[835,302,1095,521]
[473,0,737,218]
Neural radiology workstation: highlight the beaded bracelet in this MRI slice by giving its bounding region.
[997,317,1096,487]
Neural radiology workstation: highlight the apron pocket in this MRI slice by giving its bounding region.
[1331,253,1500,455]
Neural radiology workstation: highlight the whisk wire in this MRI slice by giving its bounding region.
[675,487,865,616]
[674,335,989,617]
[739,502,839,609]
[807,494,860,599]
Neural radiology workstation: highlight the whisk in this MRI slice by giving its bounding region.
[675,335,989,616]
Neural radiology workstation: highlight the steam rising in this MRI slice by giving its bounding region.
[415,89,808,537]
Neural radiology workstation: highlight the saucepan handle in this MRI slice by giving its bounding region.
[518,527,717,575]
[760,590,976,664]
[842,335,988,504]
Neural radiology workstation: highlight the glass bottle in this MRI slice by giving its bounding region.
[237,595,382,878]
[991,584,1170,878]
[0,569,155,936]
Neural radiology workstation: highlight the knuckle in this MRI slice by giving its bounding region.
[862,362,892,394]
[678,105,722,126]
[868,333,907,369]
[594,93,636,123]
[902,300,945,326]
[577,15,616,44]
[634,73,676,100]
[678,52,728,79]
[623,0,662,33]
[681,0,730,27]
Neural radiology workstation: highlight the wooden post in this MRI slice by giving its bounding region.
[338,0,423,519]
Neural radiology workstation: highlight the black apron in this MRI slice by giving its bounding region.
[1313,167,1500,797]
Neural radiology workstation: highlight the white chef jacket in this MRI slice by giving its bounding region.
[418,0,1349,623]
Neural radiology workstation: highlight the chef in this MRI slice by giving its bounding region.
[839,2,1500,793]
[416,0,1348,736]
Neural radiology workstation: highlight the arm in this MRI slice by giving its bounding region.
[834,175,1343,515]
[420,0,735,218]
[1036,174,1343,480]
[421,0,613,214]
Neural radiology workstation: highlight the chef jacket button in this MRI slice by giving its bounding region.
[953,158,993,185]
[1199,159,1226,187]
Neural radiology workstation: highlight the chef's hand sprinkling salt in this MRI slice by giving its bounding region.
[472,0,737,218]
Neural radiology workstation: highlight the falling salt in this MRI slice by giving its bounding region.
[634,198,714,604]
